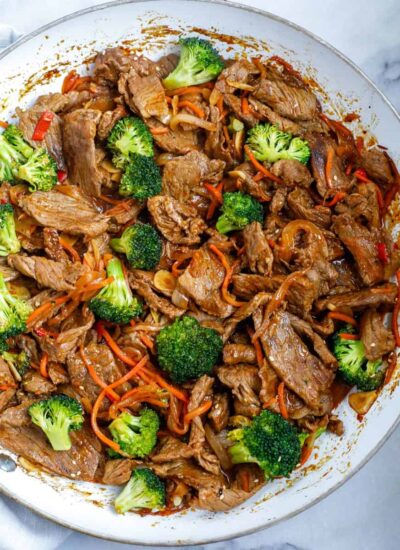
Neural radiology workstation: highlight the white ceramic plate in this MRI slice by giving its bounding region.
[0,0,399,545]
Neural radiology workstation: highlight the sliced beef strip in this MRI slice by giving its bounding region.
[155,53,179,79]
[147,118,199,155]
[248,96,301,134]
[129,273,185,319]
[0,357,14,387]
[162,151,225,203]
[316,283,397,311]
[97,104,127,141]
[360,309,395,361]
[47,363,69,386]
[332,213,384,286]
[214,59,259,95]
[216,364,261,417]
[174,246,234,318]
[0,418,103,481]
[22,371,56,395]
[242,222,273,276]
[232,273,276,300]
[197,482,263,512]
[93,47,137,83]
[187,375,221,475]
[63,109,104,197]
[287,313,337,368]
[223,94,258,127]
[8,254,86,292]
[360,147,394,187]
[223,343,256,365]
[287,188,331,229]
[151,436,194,463]
[151,459,224,491]
[118,57,169,123]
[204,106,235,168]
[43,228,68,262]
[16,93,69,169]
[0,388,15,413]
[260,310,334,413]
[271,159,313,188]
[101,459,134,485]
[270,187,288,215]
[208,393,230,433]
[335,183,380,229]
[308,133,353,197]
[147,195,207,245]
[18,191,109,237]
[253,68,319,121]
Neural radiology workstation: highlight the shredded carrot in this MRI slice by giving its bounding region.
[300,433,315,466]
[244,145,284,184]
[150,127,169,136]
[319,113,353,138]
[39,352,49,379]
[325,147,334,189]
[206,179,225,220]
[139,333,154,350]
[239,469,250,492]
[165,85,211,97]
[241,96,250,115]
[339,333,360,341]
[277,382,288,419]
[247,327,263,369]
[253,171,265,182]
[327,311,357,326]
[146,370,188,402]
[0,120,8,129]
[71,276,113,298]
[392,270,400,346]
[184,400,212,424]
[204,182,223,204]
[62,70,79,93]
[322,191,346,207]
[105,199,133,216]
[209,244,245,307]
[27,295,70,326]
[384,353,398,385]
[252,57,266,78]
[178,100,205,119]
[353,168,372,183]
[97,322,141,368]
[59,236,81,263]
[222,124,230,144]
[0,384,16,391]
[263,396,277,409]
[91,390,123,454]
[99,194,124,206]
[79,346,119,401]
[171,260,184,278]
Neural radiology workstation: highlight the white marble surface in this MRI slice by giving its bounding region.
[0,1,399,549]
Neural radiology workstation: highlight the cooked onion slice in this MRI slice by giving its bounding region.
[169,113,217,132]
[204,423,232,470]
[348,390,378,415]
[226,80,255,91]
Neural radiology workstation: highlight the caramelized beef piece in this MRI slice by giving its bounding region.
[253,69,318,121]
[187,375,220,475]
[197,483,262,512]
[147,118,199,154]
[316,284,397,311]
[162,151,225,203]
[223,343,256,365]
[260,311,334,413]
[214,59,258,95]
[248,97,301,134]
[151,436,193,463]
[97,104,127,140]
[216,364,261,417]
[360,309,395,361]
[0,357,14,388]
[332,213,384,285]
[43,228,68,262]
[102,459,133,485]
[271,159,313,188]
[151,459,223,491]
[223,93,258,126]
[19,191,108,237]
[148,195,207,245]
[208,393,230,433]
[204,106,235,167]
[129,274,185,319]
[175,247,234,318]
[63,109,104,197]
[93,47,136,83]
[0,388,15,413]
[118,57,169,123]
[242,222,273,275]
[16,93,68,169]
[48,363,69,386]
[22,371,56,395]
[232,273,276,300]
[8,254,86,292]
[360,148,393,187]
[287,188,331,229]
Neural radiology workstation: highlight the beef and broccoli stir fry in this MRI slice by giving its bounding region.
[0,36,398,514]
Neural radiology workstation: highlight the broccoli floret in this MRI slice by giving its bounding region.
[109,408,160,458]
[3,125,34,160]
[0,203,21,256]
[156,316,223,383]
[0,273,32,341]
[0,134,26,183]
[107,116,154,169]
[246,123,311,165]
[115,467,166,514]
[228,409,301,478]
[216,191,263,234]
[110,223,162,271]
[2,350,29,382]
[163,37,224,90]
[119,154,161,200]
[28,394,84,451]
[89,257,142,324]
[18,148,57,192]
[332,325,385,391]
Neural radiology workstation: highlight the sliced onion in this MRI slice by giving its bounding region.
[169,113,217,132]
[209,87,222,107]
[226,80,255,91]
[348,391,378,415]
[153,270,177,296]
[101,159,121,174]
[204,424,232,470]
[156,152,176,166]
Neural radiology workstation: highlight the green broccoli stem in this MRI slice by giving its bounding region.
[215,215,239,234]
[109,237,126,255]
[229,439,255,466]
[115,478,150,514]
[44,423,73,451]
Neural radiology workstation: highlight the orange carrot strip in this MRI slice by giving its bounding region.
[325,147,334,189]
[99,194,124,206]
[277,382,289,419]
[0,384,16,391]
[204,182,223,204]
[209,244,245,307]
[263,396,277,409]
[91,390,123,454]
[27,295,69,326]
[184,400,212,424]
[327,311,357,326]
[62,70,79,93]
[178,100,205,119]
[59,237,81,263]
[72,276,113,296]
[39,352,49,379]
[139,333,154,350]
[244,145,284,184]
[0,120,9,129]
[146,371,188,403]
[206,180,225,220]
[321,191,346,207]
[79,346,119,401]
[97,323,140,368]
[150,127,169,136]
[239,469,250,492]
[241,96,250,115]
[339,333,360,341]
[165,85,210,97]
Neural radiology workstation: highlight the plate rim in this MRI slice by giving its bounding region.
[0,0,399,545]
